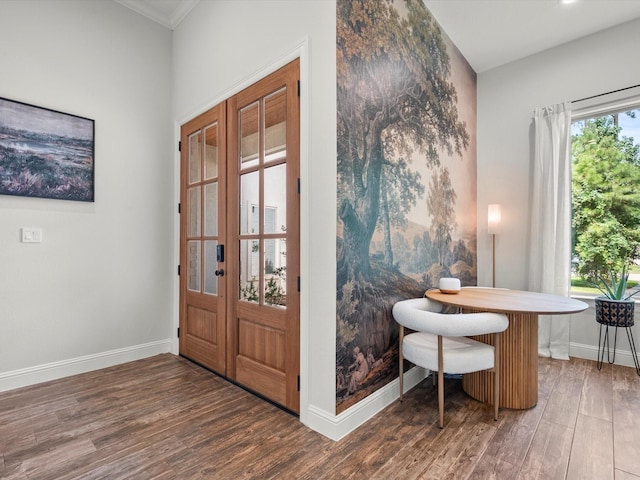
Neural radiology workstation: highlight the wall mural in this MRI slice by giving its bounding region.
[336,0,477,412]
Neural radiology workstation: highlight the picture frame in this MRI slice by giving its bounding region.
[0,97,95,202]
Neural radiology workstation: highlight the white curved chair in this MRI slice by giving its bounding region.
[392,297,509,428]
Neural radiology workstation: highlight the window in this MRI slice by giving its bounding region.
[571,105,640,295]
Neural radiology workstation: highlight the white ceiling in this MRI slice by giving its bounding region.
[116,0,640,73]
[425,0,640,73]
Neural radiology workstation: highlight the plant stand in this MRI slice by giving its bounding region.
[595,297,640,376]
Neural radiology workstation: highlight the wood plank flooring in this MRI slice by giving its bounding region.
[1,354,639,479]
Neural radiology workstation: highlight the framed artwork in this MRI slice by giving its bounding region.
[0,97,95,202]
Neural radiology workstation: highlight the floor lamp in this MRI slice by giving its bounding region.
[487,204,501,288]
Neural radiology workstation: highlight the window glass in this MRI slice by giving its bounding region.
[571,108,640,296]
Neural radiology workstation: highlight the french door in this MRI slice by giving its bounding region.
[179,59,300,413]
[179,102,227,373]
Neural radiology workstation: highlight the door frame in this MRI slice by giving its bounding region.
[172,44,310,418]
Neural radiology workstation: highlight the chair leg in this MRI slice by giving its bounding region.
[493,332,500,421]
[399,325,404,402]
[432,370,436,387]
[438,335,444,429]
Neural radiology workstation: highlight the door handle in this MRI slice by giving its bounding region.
[214,269,225,277]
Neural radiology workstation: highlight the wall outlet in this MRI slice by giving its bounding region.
[21,228,43,243]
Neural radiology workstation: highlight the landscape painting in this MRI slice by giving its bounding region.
[0,97,94,202]
[336,0,477,412]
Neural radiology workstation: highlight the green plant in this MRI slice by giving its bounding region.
[265,266,286,306]
[571,115,640,284]
[241,277,259,303]
[265,278,285,306]
[591,264,640,300]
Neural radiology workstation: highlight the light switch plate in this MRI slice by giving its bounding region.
[21,228,42,243]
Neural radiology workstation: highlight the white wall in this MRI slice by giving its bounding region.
[478,18,640,364]
[172,0,341,436]
[5,0,634,442]
[0,1,174,388]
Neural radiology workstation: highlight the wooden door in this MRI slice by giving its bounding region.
[179,60,300,413]
[179,102,227,373]
[226,59,300,412]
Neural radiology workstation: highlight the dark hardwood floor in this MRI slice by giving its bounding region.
[1,353,639,479]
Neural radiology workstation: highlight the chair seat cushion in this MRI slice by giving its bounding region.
[403,332,495,374]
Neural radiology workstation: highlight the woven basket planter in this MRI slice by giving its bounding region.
[595,297,635,327]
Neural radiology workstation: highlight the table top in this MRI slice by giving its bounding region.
[426,287,588,315]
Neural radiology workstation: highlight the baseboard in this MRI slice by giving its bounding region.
[570,341,639,368]
[303,366,428,441]
[0,339,172,393]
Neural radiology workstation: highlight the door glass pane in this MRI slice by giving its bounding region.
[204,123,218,179]
[264,238,276,274]
[188,186,201,237]
[240,170,259,235]
[264,164,286,234]
[204,182,218,236]
[240,101,259,169]
[264,207,276,235]
[240,239,259,303]
[251,205,259,235]
[264,238,286,308]
[188,131,201,184]
[204,240,218,295]
[264,88,286,162]
[187,240,201,292]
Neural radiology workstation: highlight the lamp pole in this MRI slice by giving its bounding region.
[492,233,496,288]
[487,204,501,288]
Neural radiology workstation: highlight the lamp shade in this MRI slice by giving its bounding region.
[487,204,501,234]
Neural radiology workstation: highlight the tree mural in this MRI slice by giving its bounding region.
[336,0,476,411]
[337,0,469,282]
[379,159,425,267]
[428,167,457,267]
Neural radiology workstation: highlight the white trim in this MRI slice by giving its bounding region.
[572,293,640,305]
[0,340,172,393]
[571,86,640,121]
[570,341,639,369]
[296,37,312,429]
[173,38,312,424]
[167,0,200,29]
[114,0,200,30]
[302,366,428,441]
[172,118,181,356]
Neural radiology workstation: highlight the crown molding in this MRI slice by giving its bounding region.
[114,0,200,30]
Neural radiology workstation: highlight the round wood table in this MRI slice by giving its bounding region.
[426,287,588,409]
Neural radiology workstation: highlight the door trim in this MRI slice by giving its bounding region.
[173,40,311,419]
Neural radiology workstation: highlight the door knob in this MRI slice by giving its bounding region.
[214,269,225,277]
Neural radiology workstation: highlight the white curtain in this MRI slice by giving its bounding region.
[528,102,572,359]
